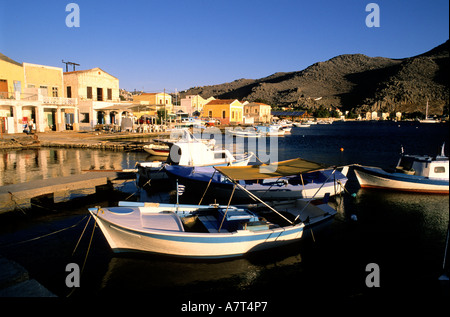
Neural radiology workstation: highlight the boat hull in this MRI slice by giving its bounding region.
[354,166,449,194]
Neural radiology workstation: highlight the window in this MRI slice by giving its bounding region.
[222,110,226,119]
[208,111,212,117]
[80,113,90,123]
[97,87,103,101]
[52,87,58,97]
[66,86,72,98]
[107,88,112,100]
[231,111,235,119]
[87,87,93,99]
[434,166,446,173]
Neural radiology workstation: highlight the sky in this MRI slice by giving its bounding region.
[0,0,448,93]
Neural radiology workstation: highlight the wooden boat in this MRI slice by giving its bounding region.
[143,143,169,157]
[89,185,337,258]
[164,158,349,202]
[354,144,449,193]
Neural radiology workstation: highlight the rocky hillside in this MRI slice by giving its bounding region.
[182,40,449,115]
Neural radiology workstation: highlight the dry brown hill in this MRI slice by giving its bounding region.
[181,40,449,115]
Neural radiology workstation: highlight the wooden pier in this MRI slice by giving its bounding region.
[0,172,122,214]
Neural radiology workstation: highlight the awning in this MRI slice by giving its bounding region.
[214,158,329,180]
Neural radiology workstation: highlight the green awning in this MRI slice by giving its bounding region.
[214,158,329,181]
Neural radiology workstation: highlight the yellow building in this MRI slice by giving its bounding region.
[202,99,243,125]
[0,53,24,99]
[132,92,173,118]
[23,63,64,98]
[64,68,121,130]
[133,92,172,106]
[0,54,77,133]
[0,54,24,132]
[244,102,272,123]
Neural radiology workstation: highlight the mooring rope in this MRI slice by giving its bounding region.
[0,215,89,249]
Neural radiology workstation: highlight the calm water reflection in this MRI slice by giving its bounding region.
[0,148,149,186]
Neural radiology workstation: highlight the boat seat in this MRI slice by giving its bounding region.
[140,213,185,232]
[198,215,224,233]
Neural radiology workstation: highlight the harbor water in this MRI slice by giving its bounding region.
[0,121,448,308]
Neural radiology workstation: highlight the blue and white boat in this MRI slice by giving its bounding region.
[88,197,336,259]
[164,158,349,202]
[354,144,449,194]
[89,158,339,258]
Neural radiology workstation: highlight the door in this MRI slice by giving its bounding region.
[0,79,8,98]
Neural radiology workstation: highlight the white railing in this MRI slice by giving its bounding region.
[41,96,78,105]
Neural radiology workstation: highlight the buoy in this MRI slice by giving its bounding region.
[340,147,344,152]
[351,193,357,198]
[350,214,358,221]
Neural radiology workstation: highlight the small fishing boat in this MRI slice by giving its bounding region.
[226,127,262,138]
[256,125,285,136]
[89,160,339,259]
[164,158,349,202]
[293,122,310,128]
[143,143,170,157]
[354,144,449,193]
[88,198,336,259]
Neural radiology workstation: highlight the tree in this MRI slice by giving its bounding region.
[157,109,168,124]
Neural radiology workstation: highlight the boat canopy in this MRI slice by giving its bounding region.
[214,158,329,181]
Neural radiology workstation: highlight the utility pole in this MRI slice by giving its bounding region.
[164,88,167,126]
[62,60,80,72]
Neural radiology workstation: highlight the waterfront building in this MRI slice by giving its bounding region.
[243,102,272,123]
[0,53,77,133]
[131,92,175,124]
[178,94,215,116]
[63,68,121,130]
[202,99,244,125]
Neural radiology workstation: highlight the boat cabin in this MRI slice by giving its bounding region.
[167,141,236,166]
[396,155,449,180]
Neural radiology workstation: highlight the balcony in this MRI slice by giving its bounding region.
[41,96,78,106]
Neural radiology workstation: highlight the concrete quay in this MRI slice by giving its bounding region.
[0,255,55,297]
[0,130,169,151]
[0,171,130,214]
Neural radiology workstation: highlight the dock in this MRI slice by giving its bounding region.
[0,172,124,214]
[0,255,55,297]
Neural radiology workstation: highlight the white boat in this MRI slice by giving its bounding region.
[419,100,439,123]
[136,129,253,188]
[293,122,310,128]
[143,143,169,157]
[88,195,337,259]
[256,125,285,136]
[354,144,449,194]
[226,127,262,138]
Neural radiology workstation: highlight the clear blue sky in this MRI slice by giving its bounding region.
[0,0,448,93]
